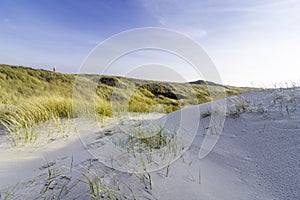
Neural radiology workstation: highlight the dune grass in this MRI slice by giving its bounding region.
[0,97,73,144]
[0,64,254,145]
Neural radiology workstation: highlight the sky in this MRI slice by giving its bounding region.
[0,0,300,86]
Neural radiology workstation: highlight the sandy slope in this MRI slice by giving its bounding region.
[0,88,299,199]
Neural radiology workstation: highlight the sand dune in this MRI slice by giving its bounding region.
[0,88,299,199]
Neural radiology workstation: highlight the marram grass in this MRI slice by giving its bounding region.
[0,97,73,145]
[0,64,254,145]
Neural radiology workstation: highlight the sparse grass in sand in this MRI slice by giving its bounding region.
[0,183,18,200]
[35,161,141,200]
[79,168,135,200]
[113,125,184,159]
[127,127,169,151]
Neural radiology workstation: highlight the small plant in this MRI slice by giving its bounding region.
[127,127,169,152]
[165,164,170,177]
[134,172,152,192]
[79,168,132,200]
[40,168,61,195]
[0,184,18,200]
[200,110,211,118]
[227,97,249,118]
[248,103,266,114]
[145,172,152,190]
[270,86,299,116]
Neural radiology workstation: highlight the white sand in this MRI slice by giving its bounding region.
[0,88,299,199]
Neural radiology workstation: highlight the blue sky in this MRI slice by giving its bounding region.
[0,0,300,86]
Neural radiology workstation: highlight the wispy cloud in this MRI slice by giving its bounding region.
[1,0,300,86]
[137,0,300,86]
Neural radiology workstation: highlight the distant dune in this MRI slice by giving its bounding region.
[0,64,252,105]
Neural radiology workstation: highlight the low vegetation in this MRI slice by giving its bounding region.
[0,64,253,144]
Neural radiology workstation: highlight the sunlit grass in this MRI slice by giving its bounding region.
[0,97,72,145]
[0,64,254,145]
